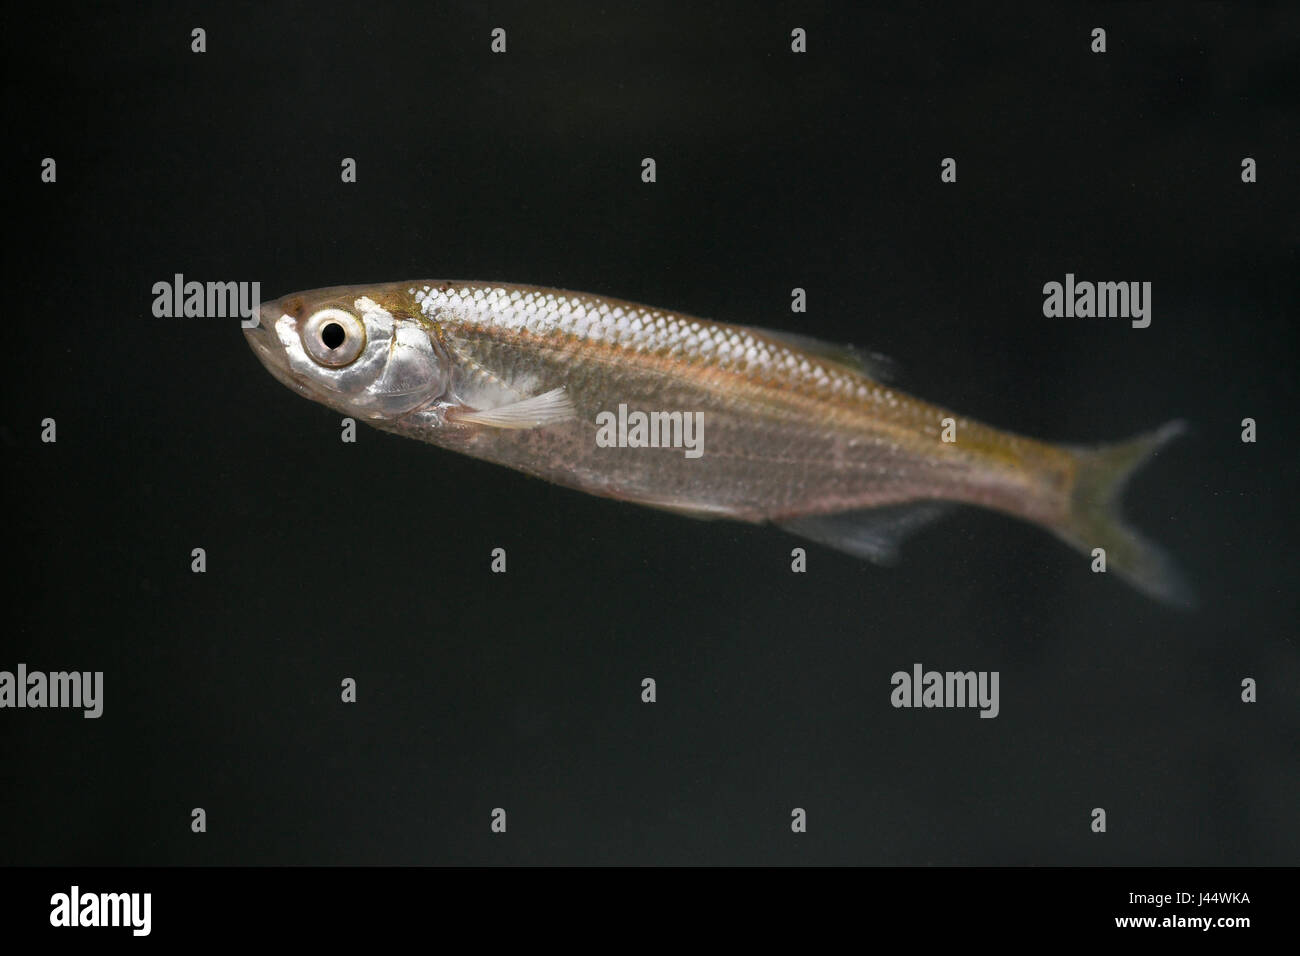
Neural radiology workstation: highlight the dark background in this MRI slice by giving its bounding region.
[3,2,1297,865]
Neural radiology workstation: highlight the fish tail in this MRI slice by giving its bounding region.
[1053,420,1196,608]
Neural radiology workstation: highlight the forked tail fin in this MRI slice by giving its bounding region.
[1054,420,1195,608]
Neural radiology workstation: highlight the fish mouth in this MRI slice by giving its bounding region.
[243,302,287,362]
[243,302,309,395]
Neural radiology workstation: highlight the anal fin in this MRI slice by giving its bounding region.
[778,503,949,564]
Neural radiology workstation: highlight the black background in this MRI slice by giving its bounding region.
[4,3,1297,865]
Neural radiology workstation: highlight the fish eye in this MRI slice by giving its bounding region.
[302,309,365,367]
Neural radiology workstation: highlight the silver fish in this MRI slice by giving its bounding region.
[245,281,1192,605]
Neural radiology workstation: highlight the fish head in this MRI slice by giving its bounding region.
[245,285,449,419]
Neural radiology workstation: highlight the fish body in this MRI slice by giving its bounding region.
[245,281,1191,605]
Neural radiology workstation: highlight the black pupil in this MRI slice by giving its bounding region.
[321,322,346,349]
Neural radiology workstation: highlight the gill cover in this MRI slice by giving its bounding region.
[276,295,447,417]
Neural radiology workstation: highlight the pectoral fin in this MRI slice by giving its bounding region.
[451,386,577,429]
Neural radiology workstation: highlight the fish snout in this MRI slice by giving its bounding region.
[243,300,295,378]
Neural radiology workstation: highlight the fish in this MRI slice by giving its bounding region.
[244,281,1193,606]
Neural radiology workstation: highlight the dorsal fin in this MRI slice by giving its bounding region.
[745,327,900,383]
